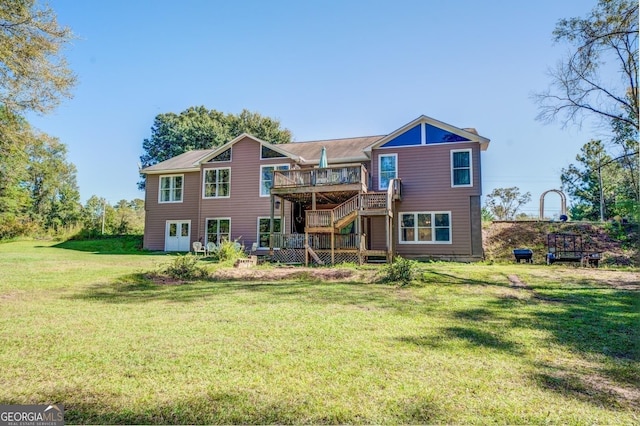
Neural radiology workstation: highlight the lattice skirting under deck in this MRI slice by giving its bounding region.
[271,249,361,265]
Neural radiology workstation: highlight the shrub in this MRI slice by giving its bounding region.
[380,256,418,286]
[164,254,208,280]
[211,239,246,263]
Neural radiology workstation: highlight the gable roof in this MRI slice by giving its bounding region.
[364,115,490,152]
[141,149,213,174]
[278,135,383,164]
[141,116,490,174]
[198,133,302,164]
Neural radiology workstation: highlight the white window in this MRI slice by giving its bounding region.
[203,168,230,198]
[257,217,282,248]
[260,164,289,196]
[451,149,472,187]
[206,218,231,245]
[399,212,451,244]
[159,174,183,203]
[379,154,397,190]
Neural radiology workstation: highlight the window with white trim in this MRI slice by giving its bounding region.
[257,217,282,248]
[399,212,451,243]
[260,164,289,196]
[451,149,472,187]
[379,154,397,190]
[203,168,230,198]
[206,218,230,245]
[159,174,183,203]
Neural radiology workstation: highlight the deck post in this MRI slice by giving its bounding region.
[305,231,309,266]
[269,194,275,255]
[279,197,285,233]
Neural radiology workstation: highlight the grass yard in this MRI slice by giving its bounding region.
[0,239,638,424]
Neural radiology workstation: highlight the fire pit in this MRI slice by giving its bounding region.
[513,248,533,263]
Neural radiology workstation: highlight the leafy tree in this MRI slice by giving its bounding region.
[113,198,145,234]
[484,187,532,220]
[0,0,76,115]
[562,139,637,221]
[26,132,81,231]
[0,109,80,237]
[0,109,30,229]
[481,206,494,222]
[79,196,145,237]
[535,0,638,131]
[139,107,292,189]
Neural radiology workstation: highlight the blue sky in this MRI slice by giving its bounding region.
[30,0,602,217]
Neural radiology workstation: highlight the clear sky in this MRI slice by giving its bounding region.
[29,0,603,217]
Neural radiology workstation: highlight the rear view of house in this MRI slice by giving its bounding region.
[141,115,490,264]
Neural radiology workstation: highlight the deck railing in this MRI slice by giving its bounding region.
[334,195,359,223]
[306,210,332,228]
[361,192,387,209]
[270,233,360,250]
[273,165,366,189]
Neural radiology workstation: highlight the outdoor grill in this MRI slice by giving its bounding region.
[513,248,533,263]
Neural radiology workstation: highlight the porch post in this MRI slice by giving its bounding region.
[269,194,275,255]
[385,214,390,263]
[305,231,309,266]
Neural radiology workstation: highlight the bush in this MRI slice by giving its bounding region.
[210,239,246,263]
[164,254,208,280]
[380,256,418,286]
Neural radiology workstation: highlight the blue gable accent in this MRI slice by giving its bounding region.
[426,124,470,144]
[381,124,421,147]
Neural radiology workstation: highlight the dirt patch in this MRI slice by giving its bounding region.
[507,274,528,288]
[210,267,374,283]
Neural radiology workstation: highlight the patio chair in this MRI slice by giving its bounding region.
[206,241,217,256]
[192,241,206,256]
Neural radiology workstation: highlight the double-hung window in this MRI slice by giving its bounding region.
[451,149,472,187]
[257,217,282,248]
[206,218,230,245]
[260,164,289,196]
[203,168,230,198]
[399,212,451,243]
[379,154,397,190]
[159,175,183,203]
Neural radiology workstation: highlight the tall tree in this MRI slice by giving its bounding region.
[562,139,638,221]
[139,107,292,189]
[535,0,638,130]
[0,0,76,115]
[26,131,81,231]
[484,187,532,220]
[0,108,30,225]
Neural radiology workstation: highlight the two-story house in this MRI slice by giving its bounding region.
[141,115,490,264]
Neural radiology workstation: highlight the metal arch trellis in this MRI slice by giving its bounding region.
[539,189,567,220]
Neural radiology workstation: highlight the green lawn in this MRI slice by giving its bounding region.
[0,239,638,424]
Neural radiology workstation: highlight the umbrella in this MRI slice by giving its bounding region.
[319,146,328,168]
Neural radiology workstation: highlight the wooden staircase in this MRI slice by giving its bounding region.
[305,194,360,233]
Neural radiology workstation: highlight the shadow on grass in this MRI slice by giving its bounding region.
[52,236,164,255]
[9,387,447,425]
[66,272,435,315]
[398,326,523,355]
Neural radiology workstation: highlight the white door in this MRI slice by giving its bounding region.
[165,220,191,251]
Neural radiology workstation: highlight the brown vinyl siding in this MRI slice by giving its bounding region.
[371,142,483,258]
[198,136,293,250]
[143,172,201,250]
